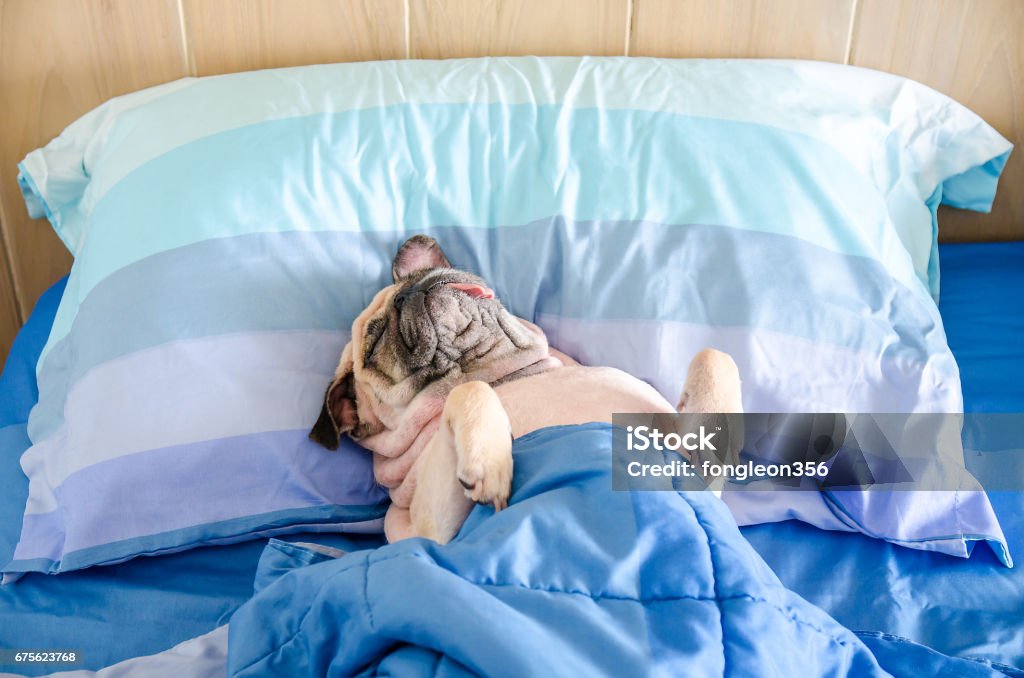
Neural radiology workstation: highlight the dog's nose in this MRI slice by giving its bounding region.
[394,288,414,310]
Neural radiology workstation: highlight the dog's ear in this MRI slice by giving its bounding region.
[392,235,451,282]
[309,368,359,450]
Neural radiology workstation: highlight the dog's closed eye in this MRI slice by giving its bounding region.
[363,317,386,364]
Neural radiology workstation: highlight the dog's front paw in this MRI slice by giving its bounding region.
[456,432,513,511]
[445,381,515,512]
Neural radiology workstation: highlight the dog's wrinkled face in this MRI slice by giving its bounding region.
[310,235,546,449]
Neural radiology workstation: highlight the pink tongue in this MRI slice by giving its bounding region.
[447,283,495,299]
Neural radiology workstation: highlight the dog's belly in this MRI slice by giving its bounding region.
[495,366,675,438]
[364,366,672,510]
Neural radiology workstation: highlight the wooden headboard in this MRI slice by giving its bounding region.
[0,0,1021,363]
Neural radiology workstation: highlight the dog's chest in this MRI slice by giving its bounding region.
[369,415,442,492]
[357,390,450,505]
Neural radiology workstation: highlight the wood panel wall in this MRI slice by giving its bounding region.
[0,0,1021,367]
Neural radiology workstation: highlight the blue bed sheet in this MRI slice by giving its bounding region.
[941,242,1024,414]
[1,241,1022,674]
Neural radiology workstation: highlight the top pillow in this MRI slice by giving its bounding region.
[8,57,1013,577]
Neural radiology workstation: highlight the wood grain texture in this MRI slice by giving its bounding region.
[851,0,1024,242]
[0,222,21,370]
[630,0,855,61]
[0,0,187,324]
[184,0,406,75]
[410,0,629,58]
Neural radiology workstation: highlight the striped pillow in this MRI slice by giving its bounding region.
[7,57,1012,576]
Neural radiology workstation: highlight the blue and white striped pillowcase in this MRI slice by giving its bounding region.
[7,57,1013,576]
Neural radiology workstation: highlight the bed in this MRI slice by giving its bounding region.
[0,4,1021,674]
[0,240,1021,675]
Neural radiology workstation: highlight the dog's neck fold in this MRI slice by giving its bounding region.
[358,314,558,464]
[458,312,558,388]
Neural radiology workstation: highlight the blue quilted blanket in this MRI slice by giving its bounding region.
[227,424,890,677]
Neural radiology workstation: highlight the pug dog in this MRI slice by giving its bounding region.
[310,235,743,544]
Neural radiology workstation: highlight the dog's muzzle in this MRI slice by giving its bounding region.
[394,275,497,371]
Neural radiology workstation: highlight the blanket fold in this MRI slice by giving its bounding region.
[228,424,889,677]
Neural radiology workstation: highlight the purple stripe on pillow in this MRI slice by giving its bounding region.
[23,329,350,502]
[538,315,963,414]
[13,429,386,561]
[10,510,64,562]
